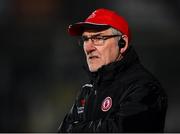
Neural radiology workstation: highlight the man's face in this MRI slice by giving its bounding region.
[83,28,120,72]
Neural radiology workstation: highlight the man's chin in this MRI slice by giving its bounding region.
[88,65,102,72]
[89,67,97,72]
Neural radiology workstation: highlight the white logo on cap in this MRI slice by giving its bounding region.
[87,12,96,19]
[101,97,112,112]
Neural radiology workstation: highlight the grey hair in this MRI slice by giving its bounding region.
[109,27,122,41]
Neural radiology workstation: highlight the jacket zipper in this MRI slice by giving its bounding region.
[90,73,100,120]
[91,81,98,120]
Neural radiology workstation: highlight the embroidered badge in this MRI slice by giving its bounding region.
[77,106,84,114]
[77,99,86,114]
[80,99,86,107]
[101,96,112,112]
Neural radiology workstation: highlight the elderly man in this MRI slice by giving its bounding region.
[58,8,167,132]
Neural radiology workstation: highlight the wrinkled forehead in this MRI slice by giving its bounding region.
[82,27,112,36]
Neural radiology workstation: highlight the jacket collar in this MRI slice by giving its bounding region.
[84,46,140,84]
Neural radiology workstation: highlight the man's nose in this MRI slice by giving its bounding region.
[84,41,96,54]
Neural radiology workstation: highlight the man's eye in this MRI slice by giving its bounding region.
[94,36,103,40]
[82,37,89,41]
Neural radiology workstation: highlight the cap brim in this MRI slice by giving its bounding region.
[68,22,110,36]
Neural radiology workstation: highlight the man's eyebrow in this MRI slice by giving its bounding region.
[82,33,104,37]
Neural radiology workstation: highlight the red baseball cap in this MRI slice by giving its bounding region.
[68,8,131,42]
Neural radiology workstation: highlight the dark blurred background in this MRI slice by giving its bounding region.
[0,0,179,132]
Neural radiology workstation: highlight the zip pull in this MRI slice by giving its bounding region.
[94,90,97,95]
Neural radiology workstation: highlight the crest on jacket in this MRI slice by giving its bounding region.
[101,96,112,112]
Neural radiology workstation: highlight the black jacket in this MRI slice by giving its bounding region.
[58,46,167,133]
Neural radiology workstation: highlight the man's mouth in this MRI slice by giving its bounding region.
[89,55,99,59]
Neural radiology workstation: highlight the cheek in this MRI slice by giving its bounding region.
[101,46,119,64]
[83,46,87,55]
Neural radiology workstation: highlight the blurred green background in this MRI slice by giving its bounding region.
[0,0,180,132]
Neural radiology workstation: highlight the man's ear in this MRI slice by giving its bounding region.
[120,35,128,54]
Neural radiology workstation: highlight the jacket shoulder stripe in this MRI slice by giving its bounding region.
[82,84,93,88]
